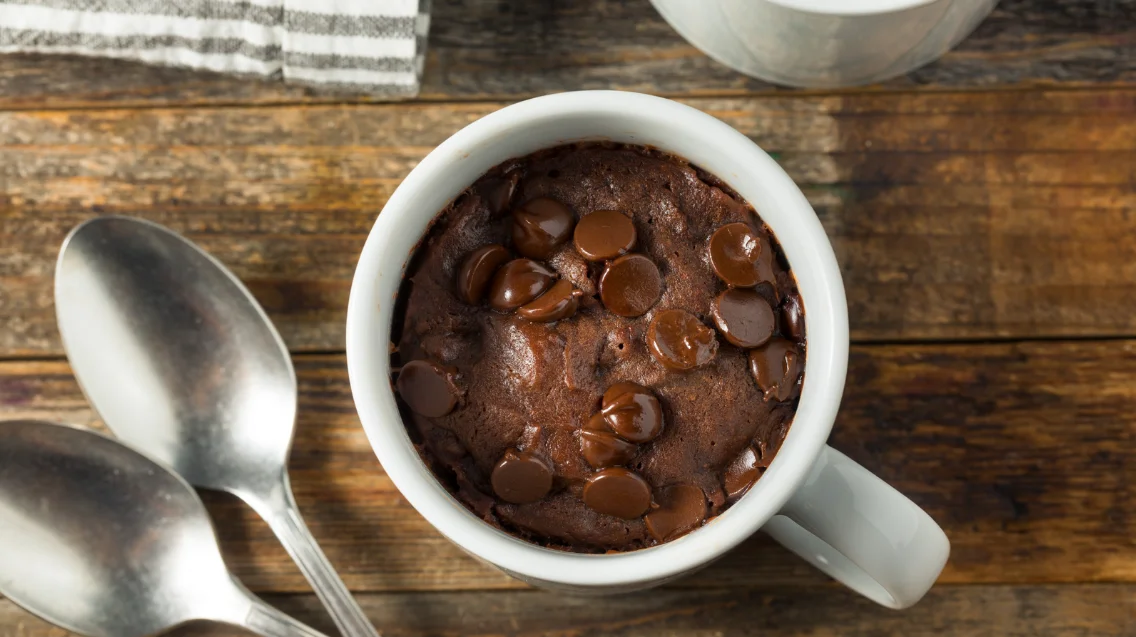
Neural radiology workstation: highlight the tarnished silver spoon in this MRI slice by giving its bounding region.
[0,419,329,637]
[54,216,378,637]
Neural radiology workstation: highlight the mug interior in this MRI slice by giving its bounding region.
[346,91,849,588]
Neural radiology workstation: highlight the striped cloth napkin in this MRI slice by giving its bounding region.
[0,0,430,96]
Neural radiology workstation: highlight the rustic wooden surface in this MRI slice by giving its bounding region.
[0,0,1133,108]
[3,586,1133,637]
[1,0,1134,635]
[2,341,1134,593]
[4,89,1136,355]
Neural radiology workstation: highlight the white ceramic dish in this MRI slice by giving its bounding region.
[650,0,998,88]
[346,91,949,607]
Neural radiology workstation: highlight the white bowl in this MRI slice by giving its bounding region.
[650,0,998,88]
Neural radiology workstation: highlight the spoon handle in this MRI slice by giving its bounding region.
[244,599,332,637]
[251,473,381,637]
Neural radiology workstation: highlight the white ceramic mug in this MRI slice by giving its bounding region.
[650,0,998,88]
[346,91,950,608]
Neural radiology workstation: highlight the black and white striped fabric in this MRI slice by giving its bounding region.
[0,0,430,96]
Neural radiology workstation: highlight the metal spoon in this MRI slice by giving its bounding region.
[0,419,330,637]
[54,216,379,637]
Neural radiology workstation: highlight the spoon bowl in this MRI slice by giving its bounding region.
[0,420,328,637]
[54,216,295,496]
[55,216,378,637]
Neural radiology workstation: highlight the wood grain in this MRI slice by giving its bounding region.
[1,340,1132,593]
[0,3,1130,634]
[2,89,1134,355]
[0,0,1133,109]
[1,585,1133,637]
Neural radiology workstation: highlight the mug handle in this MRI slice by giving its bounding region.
[763,446,950,609]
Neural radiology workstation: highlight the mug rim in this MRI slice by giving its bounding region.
[765,0,941,16]
[346,90,849,588]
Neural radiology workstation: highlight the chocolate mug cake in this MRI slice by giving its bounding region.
[390,142,805,553]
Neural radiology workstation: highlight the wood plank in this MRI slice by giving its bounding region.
[1,340,1132,593]
[2,90,1134,355]
[0,0,1133,109]
[1,586,1133,637]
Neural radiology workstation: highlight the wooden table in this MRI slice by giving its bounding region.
[1,1,1134,635]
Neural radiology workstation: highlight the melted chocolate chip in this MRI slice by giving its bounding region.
[512,197,575,259]
[488,259,555,311]
[480,172,519,214]
[598,254,663,317]
[757,435,782,468]
[518,279,581,322]
[456,244,511,305]
[574,210,637,261]
[723,446,761,500]
[491,449,553,504]
[601,382,664,443]
[647,309,719,371]
[583,467,652,519]
[708,223,776,288]
[748,338,803,402]
[781,292,805,340]
[580,429,638,468]
[645,484,707,541]
[711,288,776,348]
[396,360,459,417]
[585,411,609,432]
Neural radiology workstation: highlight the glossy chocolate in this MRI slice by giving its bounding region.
[396,359,459,418]
[518,279,581,322]
[722,446,761,500]
[573,210,637,261]
[647,309,719,370]
[491,449,553,504]
[512,197,575,259]
[708,222,776,288]
[601,381,664,443]
[456,244,511,305]
[579,429,638,468]
[487,258,555,311]
[582,468,652,519]
[748,338,803,402]
[598,254,663,317]
[645,484,707,541]
[711,288,776,348]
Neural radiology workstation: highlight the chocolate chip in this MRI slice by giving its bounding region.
[456,244,511,305]
[601,381,664,443]
[491,449,553,504]
[708,223,776,288]
[599,254,662,317]
[585,411,609,432]
[711,288,776,348]
[583,467,652,519]
[748,338,802,402]
[781,292,805,340]
[512,197,575,259]
[396,359,459,417]
[647,309,718,371]
[645,484,707,541]
[580,429,638,468]
[488,259,555,311]
[573,210,637,261]
[758,434,782,468]
[480,172,519,214]
[518,279,581,322]
[723,446,761,500]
